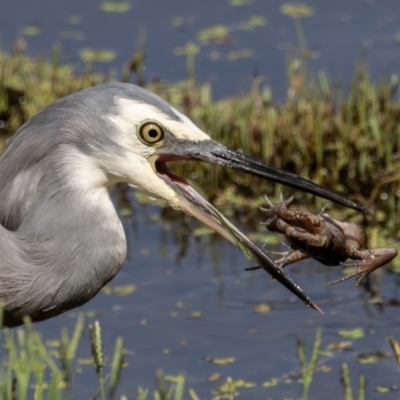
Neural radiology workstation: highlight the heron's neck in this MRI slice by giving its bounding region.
[0,146,127,325]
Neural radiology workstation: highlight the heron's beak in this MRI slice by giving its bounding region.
[159,139,367,213]
[153,139,366,313]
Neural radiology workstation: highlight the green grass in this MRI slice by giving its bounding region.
[0,316,199,400]
[1,41,400,236]
[0,320,393,399]
[0,41,110,140]
[5,44,400,236]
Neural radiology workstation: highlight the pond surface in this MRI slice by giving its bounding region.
[1,0,400,100]
[2,0,400,398]
[30,188,400,399]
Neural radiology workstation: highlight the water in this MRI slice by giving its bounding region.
[1,0,400,99]
[31,190,400,399]
[2,0,400,398]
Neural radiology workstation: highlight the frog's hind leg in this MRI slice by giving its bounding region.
[326,248,398,288]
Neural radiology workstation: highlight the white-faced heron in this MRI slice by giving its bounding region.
[0,83,366,326]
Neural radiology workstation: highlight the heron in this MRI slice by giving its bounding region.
[0,82,366,327]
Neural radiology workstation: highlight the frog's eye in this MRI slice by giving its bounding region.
[139,122,164,145]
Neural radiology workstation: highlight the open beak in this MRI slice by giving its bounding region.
[154,139,367,313]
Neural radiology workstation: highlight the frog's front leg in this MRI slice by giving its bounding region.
[245,237,310,272]
[263,195,325,233]
[327,248,398,287]
[245,248,310,273]
[284,226,328,249]
[275,249,310,267]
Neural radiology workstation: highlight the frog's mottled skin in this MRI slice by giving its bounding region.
[258,196,398,287]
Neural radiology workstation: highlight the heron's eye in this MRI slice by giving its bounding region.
[139,122,164,145]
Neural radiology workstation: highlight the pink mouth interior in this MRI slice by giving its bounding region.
[155,156,191,191]
[155,155,211,210]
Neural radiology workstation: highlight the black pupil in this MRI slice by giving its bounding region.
[148,128,159,139]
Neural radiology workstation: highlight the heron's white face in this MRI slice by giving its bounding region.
[105,97,211,213]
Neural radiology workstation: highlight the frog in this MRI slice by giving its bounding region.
[247,195,398,287]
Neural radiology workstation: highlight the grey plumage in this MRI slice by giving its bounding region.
[0,83,188,326]
[0,84,144,325]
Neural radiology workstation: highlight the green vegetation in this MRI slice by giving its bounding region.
[0,315,201,400]
[1,39,400,238]
[1,320,390,399]
[297,327,321,399]
[0,40,110,141]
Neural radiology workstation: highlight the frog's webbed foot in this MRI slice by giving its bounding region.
[260,195,294,214]
[326,267,364,288]
[326,248,398,288]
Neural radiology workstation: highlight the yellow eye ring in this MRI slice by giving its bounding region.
[139,122,164,145]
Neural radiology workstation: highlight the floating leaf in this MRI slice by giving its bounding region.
[165,374,185,383]
[226,49,253,60]
[236,16,267,30]
[262,378,279,387]
[197,25,230,45]
[212,377,255,396]
[337,328,365,339]
[357,351,391,364]
[375,385,398,393]
[208,373,223,382]
[173,42,200,57]
[326,341,352,352]
[22,24,41,37]
[77,357,94,365]
[80,48,117,63]
[280,3,315,19]
[205,356,236,365]
[315,364,332,373]
[102,284,136,296]
[229,0,252,5]
[253,303,271,314]
[99,1,132,13]
[185,311,202,319]
[84,310,102,318]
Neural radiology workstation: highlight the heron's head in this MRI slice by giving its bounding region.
[88,83,364,225]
